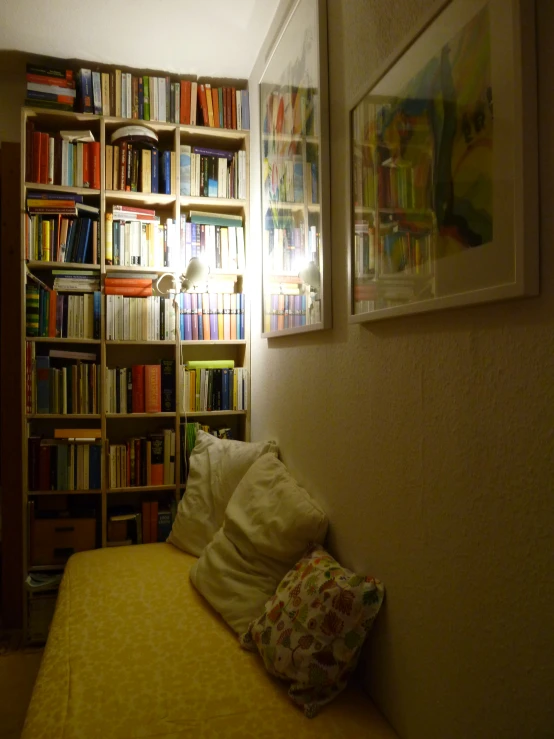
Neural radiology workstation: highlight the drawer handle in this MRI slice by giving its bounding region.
[54,526,75,533]
[54,547,75,558]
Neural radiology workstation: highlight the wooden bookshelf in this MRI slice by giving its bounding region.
[21,101,251,637]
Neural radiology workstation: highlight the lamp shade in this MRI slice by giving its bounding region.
[183,257,209,288]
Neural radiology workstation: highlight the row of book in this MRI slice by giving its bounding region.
[180,423,233,482]
[105,143,175,195]
[177,292,246,341]
[262,88,319,138]
[24,62,250,130]
[25,211,100,265]
[26,286,101,339]
[26,345,100,415]
[262,154,319,205]
[107,502,173,546]
[179,212,245,272]
[265,222,321,275]
[80,68,250,129]
[25,124,100,188]
[179,145,247,200]
[105,360,176,414]
[105,294,177,342]
[266,294,318,332]
[105,208,177,268]
[108,430,176,488]
[180,365,248,413]
[378,155,432,212]
[28,435,102,492]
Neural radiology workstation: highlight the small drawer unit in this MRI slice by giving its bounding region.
[31,518,96,566]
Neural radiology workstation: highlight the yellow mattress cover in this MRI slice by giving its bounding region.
[23,543,396,739]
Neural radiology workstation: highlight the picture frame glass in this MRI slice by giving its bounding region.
[350,0,532,319]
[260,0,326,335]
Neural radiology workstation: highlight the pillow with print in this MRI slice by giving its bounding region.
[239,544,385,718]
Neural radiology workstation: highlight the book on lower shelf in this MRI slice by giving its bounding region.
[105,360,175,414]
[28,436,102,491]
[108,430,175,488]
[26,283,101,339]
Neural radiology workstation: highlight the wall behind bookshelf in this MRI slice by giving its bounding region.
[20,96,251,637]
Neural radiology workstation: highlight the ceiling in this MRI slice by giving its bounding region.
[0,0,281,79]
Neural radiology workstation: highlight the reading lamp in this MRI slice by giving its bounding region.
[155,257,210,295]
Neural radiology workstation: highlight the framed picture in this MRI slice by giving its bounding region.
[349,0,538,322]
[260,0,331,337]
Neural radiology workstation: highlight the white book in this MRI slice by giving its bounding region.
[236,90,242,130]
[228,227,237,271]
[121,73,127,119]
[27,82,76,98]
[236,227,245,271]
[61,141,68,186]
[175,83,180,124]
[76,142,84,188]
[123,298,130,341]
[126,73,132,120]
[218,157,227,198]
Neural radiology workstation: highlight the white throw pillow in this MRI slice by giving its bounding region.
[167,431,278,556]
[189,453,328,634]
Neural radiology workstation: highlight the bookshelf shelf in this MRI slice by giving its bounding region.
[180,340,247,346]
[26,261,101,271]
[181,410,247,417]
[28,337,101,344]
[28,414,101,420]
[29,489,102,496]
[23,183,101,197]
[106,413,175,419]
[21,92,251,633]
[104,190,176,206]
[107,485,176,494]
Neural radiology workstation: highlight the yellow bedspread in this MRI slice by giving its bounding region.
[23,543,396,739]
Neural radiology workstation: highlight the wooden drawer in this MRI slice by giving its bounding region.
[31,518,96,566]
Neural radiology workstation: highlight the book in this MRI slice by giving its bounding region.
[144,365,161,413]
[53,429,101,439]
[161,359,176,412]
[150,433,164,485]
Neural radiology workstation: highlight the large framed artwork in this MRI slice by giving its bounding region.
[349,0,538,321]
[260,0,331,337]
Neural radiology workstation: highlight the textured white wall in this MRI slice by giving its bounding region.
[249,1,554,737]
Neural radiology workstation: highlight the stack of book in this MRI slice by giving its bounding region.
[26,284,101,339]
[26,63,76,112]
[25,193,100,264]
[24,126,100,188]
[177,291,245,341]
[28,430,102,491]
[105,359,176,414]
[108,430,176,488]
[105,143,174,194]
[179,145,246,199]
[26,346,100,415]
[180,360,248,413]
[52,271,101,292]
[105,206,178,268]
[105,293,176,342]
[179,211,245,272]
[73,67,249,129]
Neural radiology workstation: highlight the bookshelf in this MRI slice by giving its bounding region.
[20,104,251,632]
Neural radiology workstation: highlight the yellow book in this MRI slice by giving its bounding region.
[105,213,113,264]
[205,83,215,127]
[105,145,113,190]
[141,149,151,193]
[42,219,51,262]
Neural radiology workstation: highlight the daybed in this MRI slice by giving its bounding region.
[22,543,396,738]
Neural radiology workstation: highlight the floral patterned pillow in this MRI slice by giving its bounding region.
[239,544,385,718]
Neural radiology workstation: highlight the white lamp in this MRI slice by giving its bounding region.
[181,257,209,292]
[299,260,321,292]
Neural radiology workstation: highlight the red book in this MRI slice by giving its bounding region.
[82,142,90,188]
[32,131,42,183]
[26,73,75,88]
[112,205,156,217]
[89,142,101,189]
[231,87,237,130]
[48,289,57,337]
[150,500,158,543]
[198,84,209,127]
[105,286,153,297]
[150,434,164,486]
[142,501,151,544]
[105,278,152,288]
[40,133,49,184]
[144,365,161,413]
[38,444,51,491]
[120,141,127,191]
[180,80,191,124]
[131,365,145,413]
[126,441,131,487]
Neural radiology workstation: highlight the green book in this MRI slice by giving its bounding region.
[143,77,150,121]
[26,284,39,336]
[189,210,243,228]
[187,360,235,369]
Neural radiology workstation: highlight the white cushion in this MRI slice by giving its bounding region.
[167,431,278,556]
[189,453,328,634]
